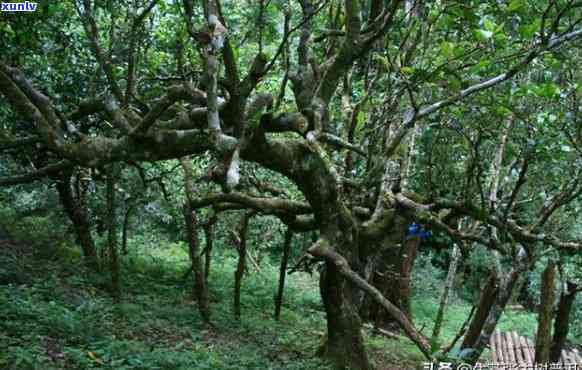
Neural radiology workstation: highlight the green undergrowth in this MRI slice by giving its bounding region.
[0,238,333,370]
[0,236,538,370]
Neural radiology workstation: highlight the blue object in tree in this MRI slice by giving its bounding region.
[419,230,432,241]
[406,223,432,240]
[407,222,420,236]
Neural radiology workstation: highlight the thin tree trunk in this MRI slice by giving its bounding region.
[234,213,251,320]
[55,172,99,269]
[488,114,514,273]
[274,228,292,320]
[121,203,134,255]
[535,260,556,364]
[550,281,579,362]
[432,243,461,345]
[443,305,476,354]
[203,215,216,284]
[180,159,210,322]
[399,235,420,320]
[461,272,500,350]
[106,165,121,303]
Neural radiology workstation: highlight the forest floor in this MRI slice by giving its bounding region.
[0,235,539,370]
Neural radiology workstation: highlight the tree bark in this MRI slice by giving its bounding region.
[432,243,461,346]
[461,272,500,350]
[55,171,98,269]
[535,260,556,364]
[274,228,292,320]
[106,165,121,303]
[550,281,579,362]
[234,213,251,320]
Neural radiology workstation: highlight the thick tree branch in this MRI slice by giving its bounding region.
[189,191,312,215]
[0,160,73,187]
[0,136,40,151]
[136,84,206,133]
[0,67,63,150]
[319,132,367,157]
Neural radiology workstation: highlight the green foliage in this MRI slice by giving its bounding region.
[412,251,447,300]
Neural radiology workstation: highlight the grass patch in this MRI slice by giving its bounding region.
[0,238,541,369]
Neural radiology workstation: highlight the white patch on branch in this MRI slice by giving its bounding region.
[226,145,241,191]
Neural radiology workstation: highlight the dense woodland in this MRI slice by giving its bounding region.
[2,0,582,369]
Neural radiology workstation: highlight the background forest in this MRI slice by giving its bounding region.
[1,0,582,369]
